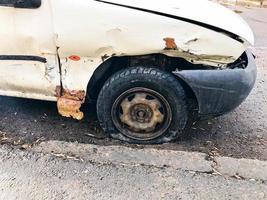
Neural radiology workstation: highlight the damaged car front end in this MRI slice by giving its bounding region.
[91,0,257,119]
[89,0,257,143]
[0,0,257,143]
[173,51,257,119]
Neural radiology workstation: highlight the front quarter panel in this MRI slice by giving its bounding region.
[50,0,247,92]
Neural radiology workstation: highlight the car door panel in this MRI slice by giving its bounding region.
[0,0,59,101]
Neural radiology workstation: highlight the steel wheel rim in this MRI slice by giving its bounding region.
[111,87,172,141]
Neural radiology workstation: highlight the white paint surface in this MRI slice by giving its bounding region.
[0,0,254,101]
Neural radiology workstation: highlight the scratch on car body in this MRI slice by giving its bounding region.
[185,38,199,45]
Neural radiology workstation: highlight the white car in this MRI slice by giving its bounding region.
[0,0,257,143]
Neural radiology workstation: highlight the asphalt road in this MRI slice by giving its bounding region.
[0,142,266,200]
[0,6,267,160]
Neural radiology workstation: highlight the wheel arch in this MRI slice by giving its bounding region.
[86,54,200,113]
[86,56,128,102]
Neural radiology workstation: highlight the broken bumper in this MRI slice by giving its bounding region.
[173,50,257,119]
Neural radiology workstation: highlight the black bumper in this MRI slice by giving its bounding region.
[173,50,257,119]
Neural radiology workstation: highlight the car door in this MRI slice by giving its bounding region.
[0,0,60,101]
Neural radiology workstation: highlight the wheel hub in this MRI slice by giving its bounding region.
[111,88,172,140]
[130,104,153,123]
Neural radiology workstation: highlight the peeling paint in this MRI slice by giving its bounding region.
[161,48,235,66]
[56,88,85,120]
[163,38,178,50]
[101,54,110,62]
[44,64,55,82]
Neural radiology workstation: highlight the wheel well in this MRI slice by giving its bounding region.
[86,54,200,110]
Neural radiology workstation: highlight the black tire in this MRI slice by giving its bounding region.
[97,67,188,144]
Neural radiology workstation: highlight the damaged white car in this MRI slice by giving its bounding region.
[0,0,257,143]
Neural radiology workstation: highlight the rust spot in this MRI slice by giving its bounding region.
[61,89,85,102]
[69,55,81,61]
[163,37,177,50]
[55,85,62,97]
[56,88,86,120]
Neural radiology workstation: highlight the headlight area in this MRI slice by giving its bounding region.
[227,52,249,69]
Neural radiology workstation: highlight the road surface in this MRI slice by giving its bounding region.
[0,5,267,200]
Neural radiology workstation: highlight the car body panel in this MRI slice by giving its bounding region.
[97,0,254,45]
[0,0,59,100]
[50,0,249,92]
[0,0,256,120]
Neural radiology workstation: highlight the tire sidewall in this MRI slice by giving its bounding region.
[97,67,188,144]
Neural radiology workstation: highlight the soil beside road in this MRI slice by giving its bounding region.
[0,6,267,161]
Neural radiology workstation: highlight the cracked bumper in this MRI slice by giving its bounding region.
[173,50,257,119]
